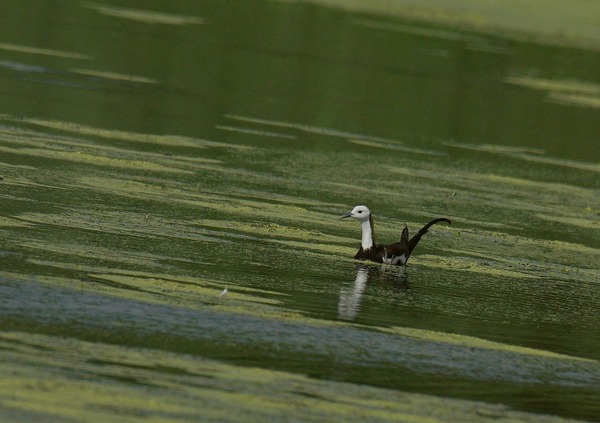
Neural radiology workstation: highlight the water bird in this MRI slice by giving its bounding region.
[340,205,450,265]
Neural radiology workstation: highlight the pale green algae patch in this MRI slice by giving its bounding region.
[195,219,355,257]
[277,0,600,50]
[444,142,600,174]
[0,216,35,228]
[82,2,205,26]
[505,76,600,110]
[0,123,218,174]
[0,42,89,59]
[71,68,159,84]
[0,331,580,423]
[378,326,593,362]
[12,263,253,317]
[14,116,251,150]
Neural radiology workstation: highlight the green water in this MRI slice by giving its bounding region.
[1,1,599,422]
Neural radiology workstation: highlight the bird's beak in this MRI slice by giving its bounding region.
[340,211,352,219]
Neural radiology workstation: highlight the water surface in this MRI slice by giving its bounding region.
[1,1,599,422]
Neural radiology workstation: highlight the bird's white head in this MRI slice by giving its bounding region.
[340,205,371,222]
[340,205,375,249]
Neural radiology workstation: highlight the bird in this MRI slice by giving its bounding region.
[340,205,450,265]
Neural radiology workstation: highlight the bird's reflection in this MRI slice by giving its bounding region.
[338,264,410,321]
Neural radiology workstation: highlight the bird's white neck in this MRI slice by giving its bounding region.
[360,217,375,250]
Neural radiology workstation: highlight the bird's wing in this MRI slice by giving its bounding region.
[354,245,384,263]
[382,226,411,264]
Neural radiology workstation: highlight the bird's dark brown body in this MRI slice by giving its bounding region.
[341,205,450,265]
[353,218,450,265]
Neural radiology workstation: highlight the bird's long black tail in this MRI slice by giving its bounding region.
[408,218,451,253]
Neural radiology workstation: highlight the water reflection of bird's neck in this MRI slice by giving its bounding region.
[338,266,369,321]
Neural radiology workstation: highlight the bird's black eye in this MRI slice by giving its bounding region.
[357,210,362,214]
